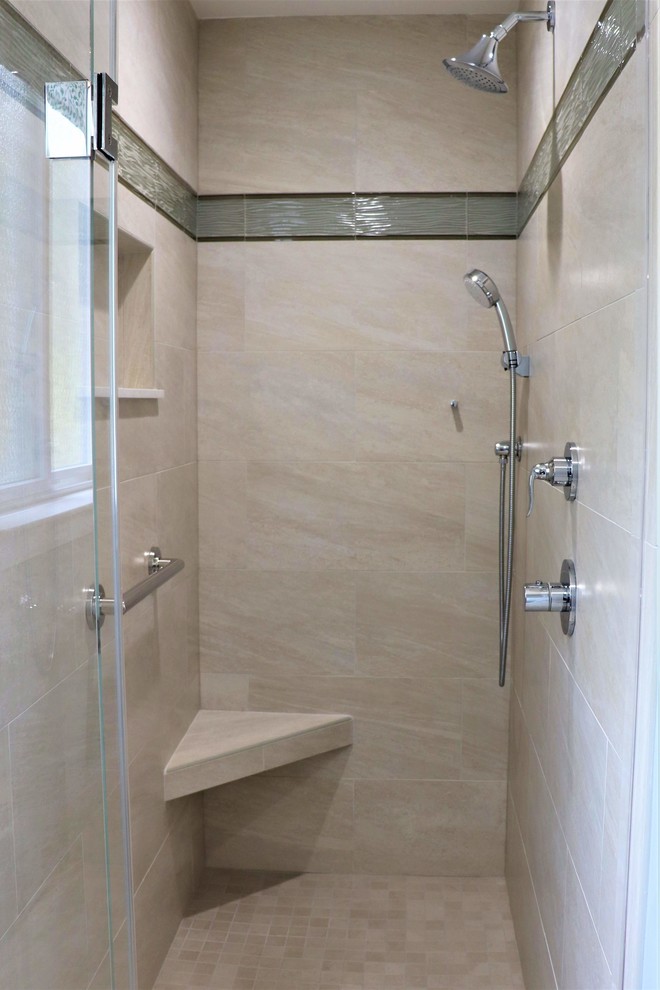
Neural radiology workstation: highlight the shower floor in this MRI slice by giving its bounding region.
[153,870,524,990]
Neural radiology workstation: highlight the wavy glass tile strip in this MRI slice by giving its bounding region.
[518,0,643,230]
[467,194,518,239]
[114,116,197,237]
[355,194,467,238]
[245,195,356,239]
[198,196,246,239]
[0,0,81,117]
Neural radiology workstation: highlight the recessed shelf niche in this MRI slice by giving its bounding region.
[94,217,160,400]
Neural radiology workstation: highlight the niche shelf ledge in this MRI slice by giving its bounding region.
[95,387,164,400]
[163,710,353,801]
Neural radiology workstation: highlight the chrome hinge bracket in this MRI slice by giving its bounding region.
[45,73,118,161]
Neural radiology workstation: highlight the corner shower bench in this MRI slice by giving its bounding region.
[163,710,353,800]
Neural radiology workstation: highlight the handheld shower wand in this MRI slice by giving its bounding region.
[463,269,528,686]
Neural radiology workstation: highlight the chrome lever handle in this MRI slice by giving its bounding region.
[527,441,578,517]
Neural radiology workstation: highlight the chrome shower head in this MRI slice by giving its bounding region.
[464,269,517,354]
[443,2,554,94]
[443,35,506,94]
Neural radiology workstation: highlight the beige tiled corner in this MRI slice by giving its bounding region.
[154,212,197,351]
[199,570,356,677]
[134,816,195,990]
[354,780,506,875]
[560,859,612,990]
[200,673,250,711]
[157,463,199,574]
[118,183,156,249]
[356,571,498,678]
[204,776,354,872]
[554,0,605,101]
[461,679,509,780]
[597,744,631,985]
[198,243,245,352]
[545,642,607,921]
[523,741,568,976]
[506,797,559,990]
[117,0,198,189]
[119,473,159,590]
[198,351,355,462]
[355,351,507,462]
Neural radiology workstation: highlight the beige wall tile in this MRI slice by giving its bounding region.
[355,351,507,462]
[465,462,500,571]
[554,0,604,101]
[204,776,354,872]
[198,461,247,569]
[0,728,17,935]
[11,0,90,74]
[200,673,249,710]
[134,815,196,990]
[461,679,509,780]
[154,212,197,352]
[516,0,555,183]
[117,0,198,188]
[198,243,245,352]
[198,351,355,462]
[561,859,612,990]
[157,463,199,574]
[9,663,103,912]
[0,841,89,990]
[355,780,506,875]
[356,571,498,678]
[200,570,356,676]
[198,15,516,194]
[506,797,559,990]
[597,744,630,984]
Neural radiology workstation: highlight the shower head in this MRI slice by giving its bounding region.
[443,2,554,94]
[443,34,507,94]
[464,269,517,354]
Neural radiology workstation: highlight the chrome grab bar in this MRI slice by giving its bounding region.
[86,547,184,630]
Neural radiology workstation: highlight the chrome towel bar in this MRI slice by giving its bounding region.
[86,547,184,630]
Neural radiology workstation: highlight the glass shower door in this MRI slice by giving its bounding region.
[0,1,127,986]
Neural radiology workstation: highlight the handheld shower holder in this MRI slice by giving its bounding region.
[502,351,530,377]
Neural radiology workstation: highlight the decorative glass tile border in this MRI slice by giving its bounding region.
[518,0,645,230]
[114,117,197,237]
[197,192,518,241]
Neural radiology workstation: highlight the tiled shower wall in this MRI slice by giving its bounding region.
[508,2,649,988]
[197,16,518,875]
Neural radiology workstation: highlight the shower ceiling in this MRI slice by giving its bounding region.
[191,0,511,18]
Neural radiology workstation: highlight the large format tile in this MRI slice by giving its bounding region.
[354,780,506,875]
[355,351,507,462]
[560,859,612,990]
[198,351,355,462]
[200,570,356,677]
[204,777,354,872]
[0,841,89,990]
[356,571,498,678]
[9,662,103,911]
[0,728,16,936]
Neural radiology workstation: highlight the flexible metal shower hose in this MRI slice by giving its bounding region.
[499,364,517,687]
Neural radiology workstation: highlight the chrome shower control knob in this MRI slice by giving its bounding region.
[527,442,578,516]
[523,559,576,636]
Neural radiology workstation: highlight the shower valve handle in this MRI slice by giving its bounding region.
[527,442,578,517]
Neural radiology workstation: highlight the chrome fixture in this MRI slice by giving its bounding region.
[463,269,527,686]
[86,546,185,630]
[450,399,459,409]
[527,442,579,516]
[464,270,530,377]
[45,73,118,161]
[443,1,555,93]
[524,558,577,636]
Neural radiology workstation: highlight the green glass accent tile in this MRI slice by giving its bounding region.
[0,0,82,117]
[519,0,642,230]
[245,195,356,238]
[467,194,518,238]
[114,116,196,237]
[198,196,245,239]
[356,194,467,237]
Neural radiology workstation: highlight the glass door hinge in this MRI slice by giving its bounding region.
[45,73,118,161]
